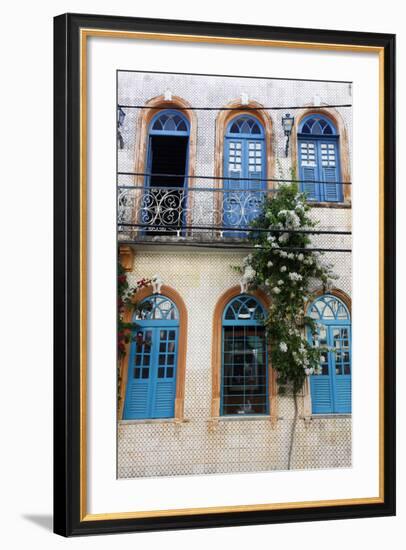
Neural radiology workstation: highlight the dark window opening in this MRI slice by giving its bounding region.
[222,326,268,415]
[143,135,189,234]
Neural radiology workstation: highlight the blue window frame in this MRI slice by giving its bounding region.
[307,294,351,414]
[223,116,266,237]
[221,295,268,415]
[141,109,190,233]
[123,295,179,419]
[298,114,343,203]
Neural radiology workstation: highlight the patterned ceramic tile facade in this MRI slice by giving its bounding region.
[117,72,352,478]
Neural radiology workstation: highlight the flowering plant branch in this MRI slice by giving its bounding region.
[236,184,337,394]
[117,262,151,359]
[117,263,154,409]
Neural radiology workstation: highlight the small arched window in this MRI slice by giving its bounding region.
[223,115,266,236]
[149,111,189,134]
[221,295,268,415]
[307,294,351,414]
[123,295,179,419]
[298,114,342,203]
[142,109,190,234]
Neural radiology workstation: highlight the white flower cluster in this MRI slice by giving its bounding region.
[275,250,296,260]
[292,351,301,365]
[279,342,288,353]
[288,272,303,282]
[278,232,290,244]
[278,209,301,229]
[288,327,300,337]
[243,265,256,281]
[272,286,281,294]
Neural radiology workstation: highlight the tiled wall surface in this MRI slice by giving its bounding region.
[117,72,352,478]
[118,251,351,478]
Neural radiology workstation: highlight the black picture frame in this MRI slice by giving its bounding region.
[54,12,396,537]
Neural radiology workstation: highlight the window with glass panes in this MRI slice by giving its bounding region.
[298,114,343,203]
[307,294,351,414]
[221,295,268,415]
[123,295,179,419]
[223,116,266,236]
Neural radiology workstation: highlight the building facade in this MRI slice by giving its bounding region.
[117,71,352,478]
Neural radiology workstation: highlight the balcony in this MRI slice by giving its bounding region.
[117,184,351,252]
[118,184,271,244]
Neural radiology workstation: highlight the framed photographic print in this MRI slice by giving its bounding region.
[53,13,396,536]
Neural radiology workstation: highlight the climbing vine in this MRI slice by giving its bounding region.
[236,183,337,395]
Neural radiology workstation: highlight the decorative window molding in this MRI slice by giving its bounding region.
[292,108,351,204]
[119,285,188,422]
[128,95,197,236]
[211,286,277,424]
[214,99,275,197]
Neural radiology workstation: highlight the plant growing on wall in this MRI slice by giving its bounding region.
[117,262,151,408]
[117,262,151,359]
[237,183,337,466]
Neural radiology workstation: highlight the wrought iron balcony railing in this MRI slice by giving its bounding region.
[117,184,352,251]
[118,184,272,241]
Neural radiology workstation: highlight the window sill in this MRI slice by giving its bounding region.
[309,202,351,209]
[208,415,279,422]
[119,418,190,425]
[302,413,352,420]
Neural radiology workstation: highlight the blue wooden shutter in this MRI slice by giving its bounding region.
[123,329,153,419]
[331,325,352,413]
[225,139,244,190]
[246,139,265,226]
[310,376,333,414]
[320,142,340,202]
[299,140,318,200]
[224,138,244,233]
[322,167,339,201]
[151,328,178,418]
[334,378,351,413]
[309,325,334,413]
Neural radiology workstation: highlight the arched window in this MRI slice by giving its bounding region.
[221,295,268,415]
[298,114,342,203]
[123,295,179,419]
[142,109,190,233]
[223,115,266,236]
[307,294,351,414]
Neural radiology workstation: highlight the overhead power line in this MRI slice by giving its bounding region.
[118,223,351,237]
[117,173,352,186]
[118,103,352,111]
